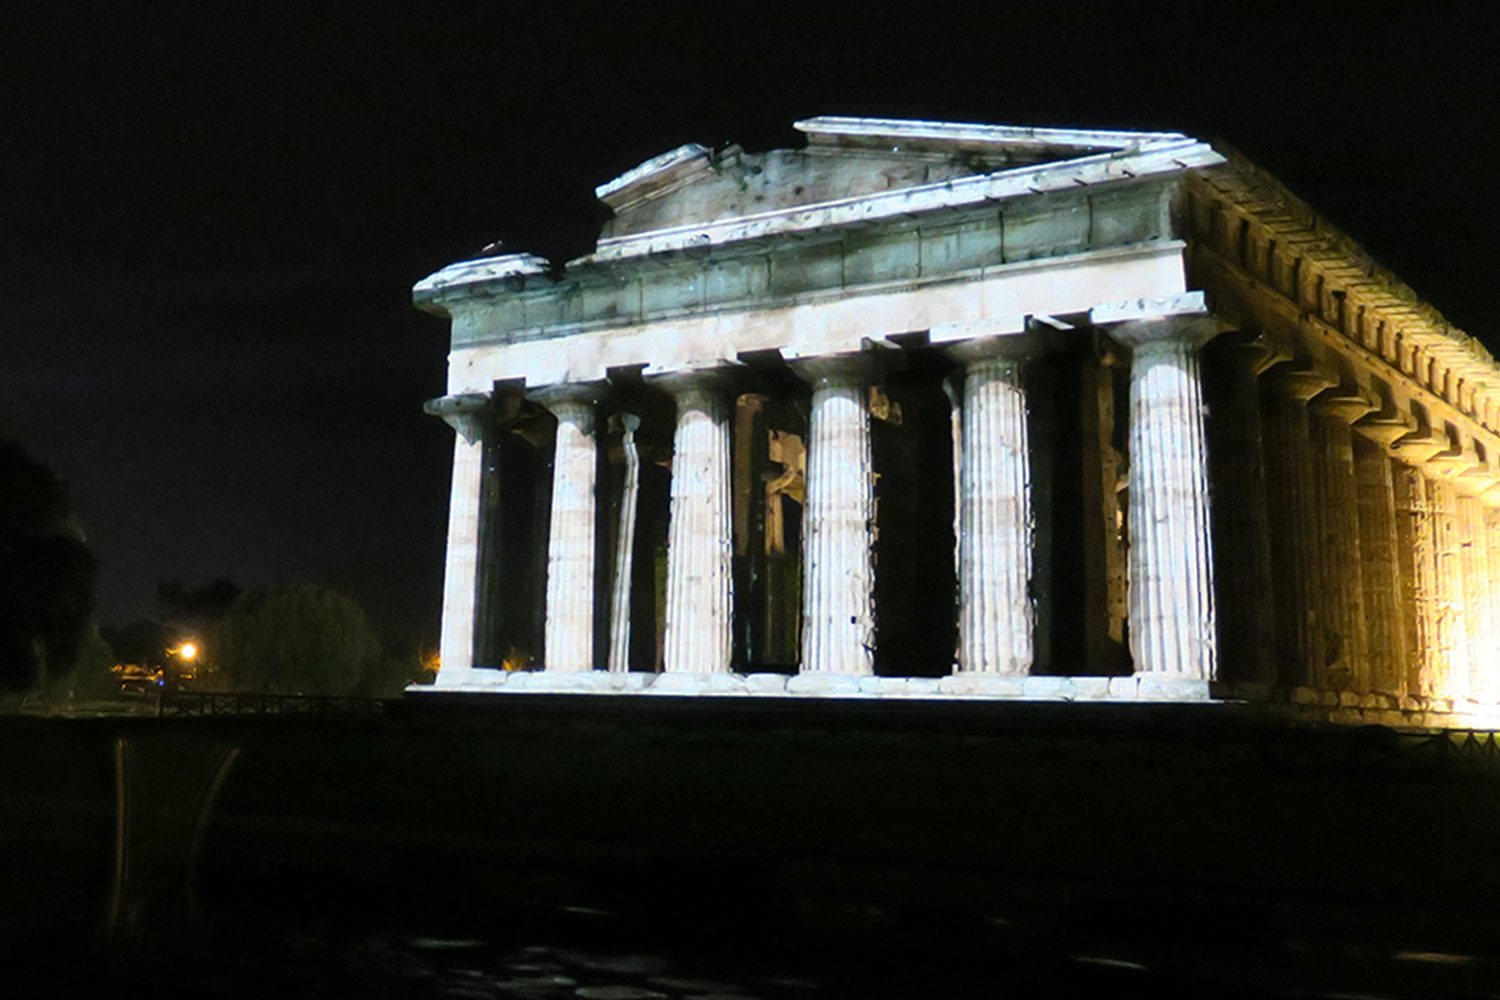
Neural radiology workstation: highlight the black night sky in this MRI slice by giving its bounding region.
[3,1,1496,651]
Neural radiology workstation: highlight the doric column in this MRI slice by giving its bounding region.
[792,353,877,676]
[529,383,601,672]
[1352,435,1410,696]
[1113,314,1219,680]
[653,369,735,674]
[1205,333,1284,687]
[1310,388,1377,692]
[1431,479,1465,701]
[946,335,1035,675]
[1262,365,1336,688]
[1392,463,1442,697]
[1457,496,1495,706]
[607,413,642,674]
[425,393,491,685]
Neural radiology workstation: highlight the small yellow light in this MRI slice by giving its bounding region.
[179,642,198,661]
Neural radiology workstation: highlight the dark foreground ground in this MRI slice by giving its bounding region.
[5,693,1500,998]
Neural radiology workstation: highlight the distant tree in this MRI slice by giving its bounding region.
[157,577,240,623]
[215,583,385,695]
[0,439,96,692]
[103,619,175,668]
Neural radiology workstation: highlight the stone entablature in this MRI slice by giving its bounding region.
[415,116,1500,728]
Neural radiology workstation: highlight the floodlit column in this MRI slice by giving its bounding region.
[426,393,490,685]
[1262,365,1336,688]
[1432,480,1466,701]
[1208,334,1284,687]
[792,354,877,675]
[1311,389,1377,692]
[530,383,601,672]
[654,370,735,674]
[946,335,1035,675]
[1352,435,1410,696]
[1114,315,1219,679]
[1458,496,1496,706]
[1392,463,1443,697]
[607,413,642,674]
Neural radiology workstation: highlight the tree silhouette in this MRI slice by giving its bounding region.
[0,440,96,691]
[215,583,384,695]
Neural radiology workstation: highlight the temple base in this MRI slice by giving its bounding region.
[418,670,1237,703]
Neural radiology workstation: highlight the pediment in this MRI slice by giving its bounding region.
[596,116,1192,240]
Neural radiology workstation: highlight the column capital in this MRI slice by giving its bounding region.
[424,393,491,443]
[527,381,604,412]
[1092,292,1222,350]
[944,329,1042,365]
[1110,312,1221,351]
[1310,385,1380,424]
[787,351,881,386]
[1265,362,1339,403]
[645,364,736,397]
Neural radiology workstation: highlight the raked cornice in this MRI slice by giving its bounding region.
[1187,155,1498,436]
[413,138,1220,318]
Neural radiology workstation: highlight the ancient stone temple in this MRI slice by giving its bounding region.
[414,116,1500,727]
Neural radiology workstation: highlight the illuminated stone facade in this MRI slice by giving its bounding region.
[415,117,1500,726]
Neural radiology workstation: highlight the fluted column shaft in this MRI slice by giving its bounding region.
[794,355,877,675]
[1482,508,1500,705]
[657,372,734,673]
[948,338,1034,674]
[1392,462,1442,697]
[434,404,487,683]
[608,414,642,674]
[531,384,600,672]
[1458,496,1494,704]
[1352,436,1409,696]
[1431,479,1464,699]
[1310,397,1373,692]
[1116,318,1217,678]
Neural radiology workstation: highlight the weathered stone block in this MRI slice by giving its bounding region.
[1071,676,1112,700]
[844,228,919,286]
[768,238,845,298]
[786,673,864,696]
[705,256,770,307]
[938,673,1026,697]
[919,218,1002,275]
[1022,676,1075,700]
[904,677,942,698]
[1136,676,1213,701]
[1108,676,1141,699]
[1088,187,1168,247]
[706,673,749,694]
[1001,193,1090,262]
[1290,687,1321,706]
[744,672,790,694]
[646,672,708,695]
[640,267,705,317]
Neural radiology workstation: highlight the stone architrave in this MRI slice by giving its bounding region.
[653,369,735,674]
[607,413,642,674]
[946,334,1036,675]
[791,353,878,676]
[1112,313,1219,680]
[425,393,491,684]
[529,383,602,672]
